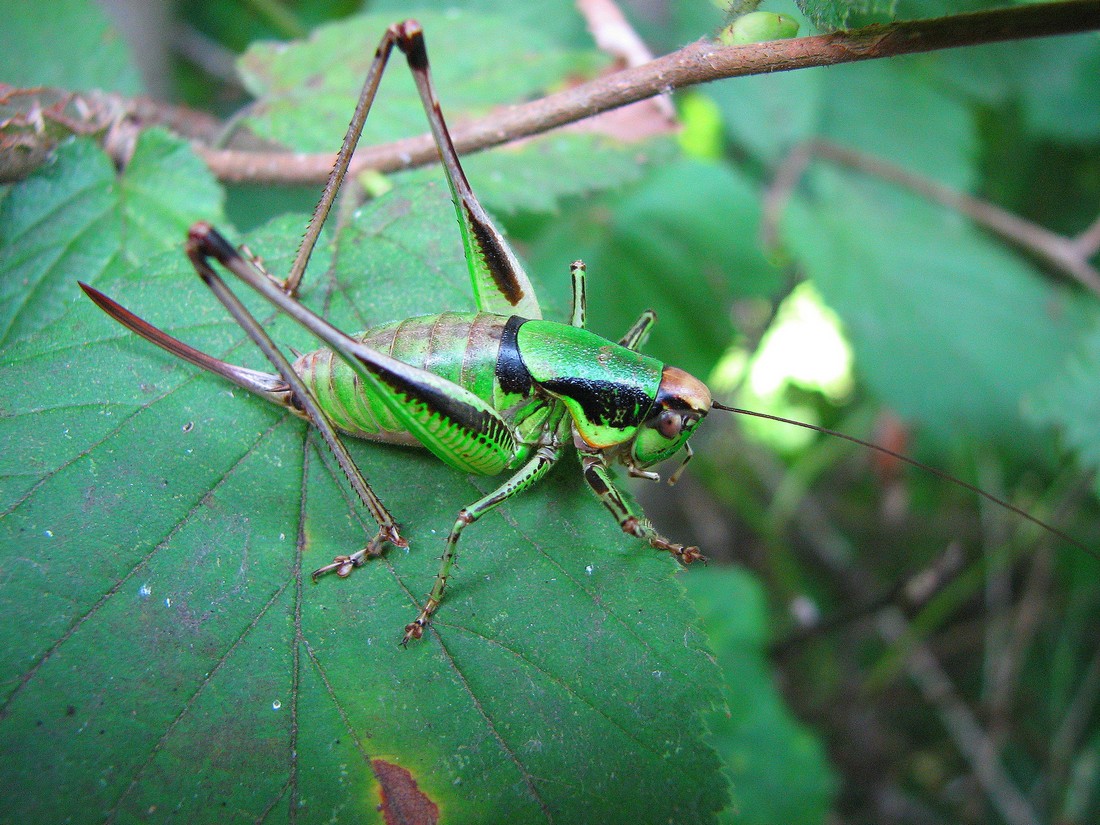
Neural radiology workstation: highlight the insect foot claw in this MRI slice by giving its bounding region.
[678,545,706,565]
[385,524,409,549]
[621,517,705,564]
[650,535,706,565]
[310,554,361,582]
[401,621,424,648]
[401,597,441,647]
[311,526,405,582]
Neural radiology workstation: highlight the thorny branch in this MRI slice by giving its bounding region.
[2,1,1099,185]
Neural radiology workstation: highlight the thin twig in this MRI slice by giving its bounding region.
[987,544,1052,751]
[761,141,812,250]
[196,0,1100,184]
[804,140,1100,296]
[875,608,1042,825]
[1050,640,1100,785]
[3,1,1098,184]
[577,0,659,69]
[763,138,1100,295]
[978,457,1014,747]
[1072,215,1100,257]
[172,23,243,86]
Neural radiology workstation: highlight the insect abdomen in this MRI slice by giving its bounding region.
[293,312,507,443]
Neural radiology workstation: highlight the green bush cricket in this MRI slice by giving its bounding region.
[80,20,1086,646]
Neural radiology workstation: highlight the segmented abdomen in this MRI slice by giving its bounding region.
[292,312,507,444]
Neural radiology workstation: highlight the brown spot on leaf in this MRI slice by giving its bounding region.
[372,759,439,825]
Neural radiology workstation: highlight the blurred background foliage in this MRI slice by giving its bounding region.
[3,0,1099,822]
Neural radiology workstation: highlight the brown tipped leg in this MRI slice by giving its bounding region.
[580,452,705,565]
[620,516,705,564]
[185,223,408,564]
[393,21,542,319]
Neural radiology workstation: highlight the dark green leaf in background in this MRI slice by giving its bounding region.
[784,170,1097,446]
[818,59,977,190]
[1027,322,1100,496]
[366,0,595,47]
[796,0,898,30]
[454,134,675,218]
[687,568,836,825]
[706,66,824,166]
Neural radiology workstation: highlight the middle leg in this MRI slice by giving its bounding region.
[402,409,569,645]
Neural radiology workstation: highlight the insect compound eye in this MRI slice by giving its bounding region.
[656,410,683,439]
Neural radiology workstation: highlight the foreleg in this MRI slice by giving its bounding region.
[579,452,704,564]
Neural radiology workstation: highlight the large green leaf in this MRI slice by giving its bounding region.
[0,132,224,348]
[784,169,1097,446]
[0,136,734,822]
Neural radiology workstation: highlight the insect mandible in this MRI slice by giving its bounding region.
[79,20,1084,645]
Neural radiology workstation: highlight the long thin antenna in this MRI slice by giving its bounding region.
[711,401,1095,562]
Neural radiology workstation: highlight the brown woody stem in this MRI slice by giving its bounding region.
[2,1,1098,184]
[198,0,1100,184]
